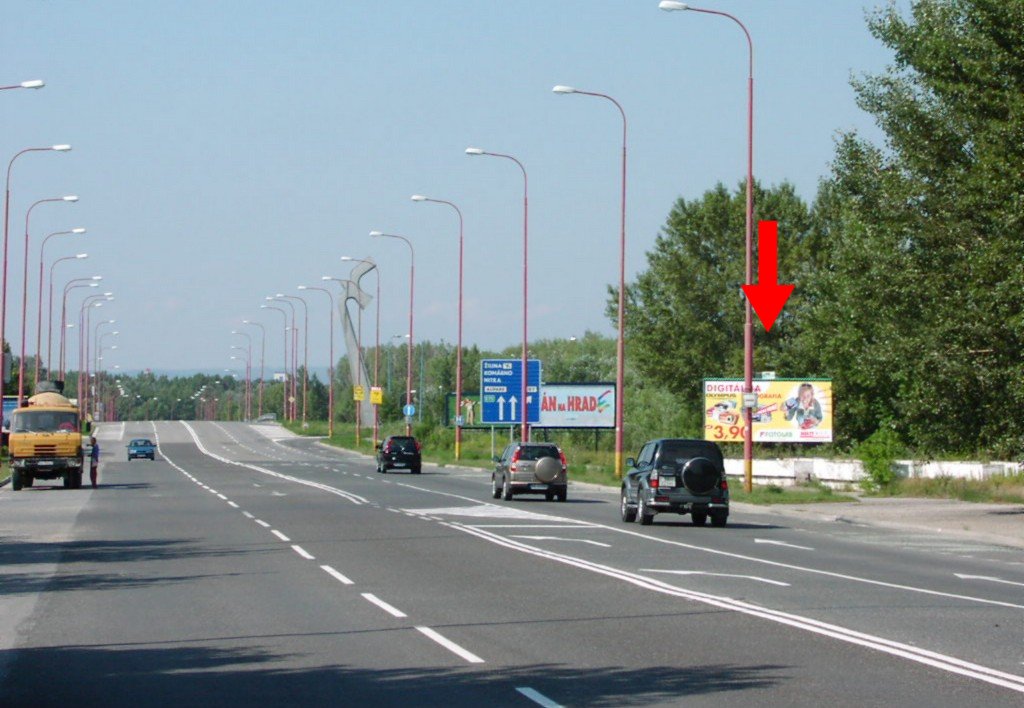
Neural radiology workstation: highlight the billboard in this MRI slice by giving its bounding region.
[703,378,833,443]
[447,383,616,429]
[536,383,615,429]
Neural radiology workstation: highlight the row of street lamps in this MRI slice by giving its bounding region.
[3,76,118,416]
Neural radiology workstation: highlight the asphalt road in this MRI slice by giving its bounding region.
[1,421,1022,707]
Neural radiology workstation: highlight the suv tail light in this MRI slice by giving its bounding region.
[559,449,567,470]
[720,479,729,492]
[510,448,520,472]
[649,471,660,489]
[383,441,392,453]
[415,440,422,451]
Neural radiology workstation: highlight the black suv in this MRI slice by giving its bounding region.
[376,435,422,474]
[620,438,729,526]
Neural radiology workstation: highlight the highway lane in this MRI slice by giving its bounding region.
[0,420,1021,706]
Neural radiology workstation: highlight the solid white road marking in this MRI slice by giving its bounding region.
[512,536,611,548]
[451,523,1024,694]
[755,538,815,551]
[415,626,484,664]
[361,593,408,618]
[320,565,355,586]
[639,569,791,587]
[291,545,315,560]
[516,687,564,708]
[955,573,1024,588]
[255,519,271,528]
[271,530,291,542]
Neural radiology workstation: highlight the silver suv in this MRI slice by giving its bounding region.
[491,442,568,502]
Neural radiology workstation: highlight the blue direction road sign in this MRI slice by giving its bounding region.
[480,359,541,425]
[402,404,416,416]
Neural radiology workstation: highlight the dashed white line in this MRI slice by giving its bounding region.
[271,529,291,542]
[415,626,484,664]
[516,687,563,708]
[255,519,271,528]
[292,545,315,560]
[242,511,255,519]
[754,538,815,551]
[361,593,407,618]
[321,565,354,585]
[227,501,239,508]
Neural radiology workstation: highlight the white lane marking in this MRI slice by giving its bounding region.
[217,493,228,500]
[255,519,270,528]
[516,687,564,708]
[227,501,239,508]
[955,573,1024,588]
[291,545,315,560]
[512,536,611,548]
[415,626,484,664]
[361,593,407,618]
[639,569,791,587]
[209,489,219,494]
[470,524,598,529]
[253,483,262,488]
[271,529,291,542]
[321,565,354,586]
[451,523,1024,694]
[242,511,254,519]
[180,421,367,505]
[755,538,814,551]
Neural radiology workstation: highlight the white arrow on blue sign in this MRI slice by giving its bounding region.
[402,404,416,416]
[480,359,541,425]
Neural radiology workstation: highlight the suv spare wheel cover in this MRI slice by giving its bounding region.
[682,457,718,495]
[534,456,561,483]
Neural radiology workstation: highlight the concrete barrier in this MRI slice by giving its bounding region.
[726,458,1022,488]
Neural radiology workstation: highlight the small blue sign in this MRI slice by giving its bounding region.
[480,359,541,425]
[402,404,416,416]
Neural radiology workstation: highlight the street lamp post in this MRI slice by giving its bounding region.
[20,195,78,401]
[269,296,298,421]
[78,297,111,414]
[465,147,531,441]
[411,195,466,459]
[59,277,101,380]
[660,0,756,492]
[370,231,415,436]
[553,84,629,478]
[280,294,309,425]
[260,304,289,420]
[2,144,71,398]
[45,249,87,380]
[231,336,252,420]
[300,284,335,438]
[242,320,266,417]
[38,229,85,385]
[338,258,381,449]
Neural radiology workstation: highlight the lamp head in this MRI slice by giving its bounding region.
[552,85,577,94]
[369,230,383,237]
[72,228,86,234]
[410,194,426,202]
[20,80,44,89]
[658,1,689,10]
[51,144,71,152]
[75,253,88,259]
[464,147,484,156]
[63,195,79,202]
[297,285,307,290]
[91,275,103,280]
[321,276,332,281]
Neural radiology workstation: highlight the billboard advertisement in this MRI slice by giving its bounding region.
[703,378,833,443]
[536,383,615,429]
[447,383,616,429]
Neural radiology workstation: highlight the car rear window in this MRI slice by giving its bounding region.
[660,441,723,468]
[518,445,559,461]
[390,437,418,452]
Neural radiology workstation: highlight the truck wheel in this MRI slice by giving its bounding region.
[24,474,34,488]
[11,469,23,491]
[691,511,708,526]
[620,488,636,522]
[710,511,728,528]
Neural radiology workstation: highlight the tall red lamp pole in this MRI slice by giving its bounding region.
[299,284,335,438]
[660,1,756,493]
[242,319,266,417]
[410,195,466,459]
[466,147,530,441]
[370,231,415,436]
[38,230,85,385]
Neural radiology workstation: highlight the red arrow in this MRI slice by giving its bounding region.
[741,220,794,332]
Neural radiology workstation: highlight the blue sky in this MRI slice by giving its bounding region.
[2,1,897,376]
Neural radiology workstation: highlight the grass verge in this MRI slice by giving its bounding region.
[875,474,1024,504]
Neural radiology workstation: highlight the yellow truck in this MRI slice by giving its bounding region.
[8,384,86,490]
